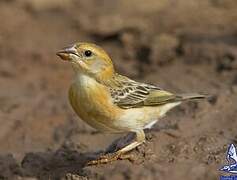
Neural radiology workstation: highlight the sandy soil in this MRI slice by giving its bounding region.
[0,0,237,179]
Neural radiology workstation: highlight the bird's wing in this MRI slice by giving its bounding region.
[108,75,178,109]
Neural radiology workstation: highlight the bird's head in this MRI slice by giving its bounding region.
[57,42,115,81]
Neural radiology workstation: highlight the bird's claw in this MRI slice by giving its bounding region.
[86,152,134,166]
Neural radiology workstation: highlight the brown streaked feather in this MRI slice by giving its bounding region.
[104,74,207,109]
[102,74,171,109]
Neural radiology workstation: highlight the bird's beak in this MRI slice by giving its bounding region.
[56,46,78,61]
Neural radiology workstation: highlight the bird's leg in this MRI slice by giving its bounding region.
[87,130,145,166]
[117,130,145,154]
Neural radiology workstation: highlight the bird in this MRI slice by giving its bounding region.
[56,42,207,165]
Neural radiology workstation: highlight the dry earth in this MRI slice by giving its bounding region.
[0,0,237,179]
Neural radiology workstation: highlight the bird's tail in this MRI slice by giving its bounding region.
[176,93,209,101]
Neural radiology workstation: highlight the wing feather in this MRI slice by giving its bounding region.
[108,75,177,109]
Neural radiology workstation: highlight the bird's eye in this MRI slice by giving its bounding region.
[84,50,92,57]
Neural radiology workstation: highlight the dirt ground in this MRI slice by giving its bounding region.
[0,0,237,179]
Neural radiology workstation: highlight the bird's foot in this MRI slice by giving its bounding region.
[86,152,134,166]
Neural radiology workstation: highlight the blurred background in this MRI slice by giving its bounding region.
[0,0,237,179]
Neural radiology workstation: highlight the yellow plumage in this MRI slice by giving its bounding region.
[68,74,122,132]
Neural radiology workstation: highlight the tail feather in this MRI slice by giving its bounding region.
[176,93,209,101]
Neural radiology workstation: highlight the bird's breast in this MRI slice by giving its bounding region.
[68,74,121,131]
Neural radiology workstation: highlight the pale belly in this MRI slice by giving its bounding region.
[114,107,160,131]
[114,102,181,131]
